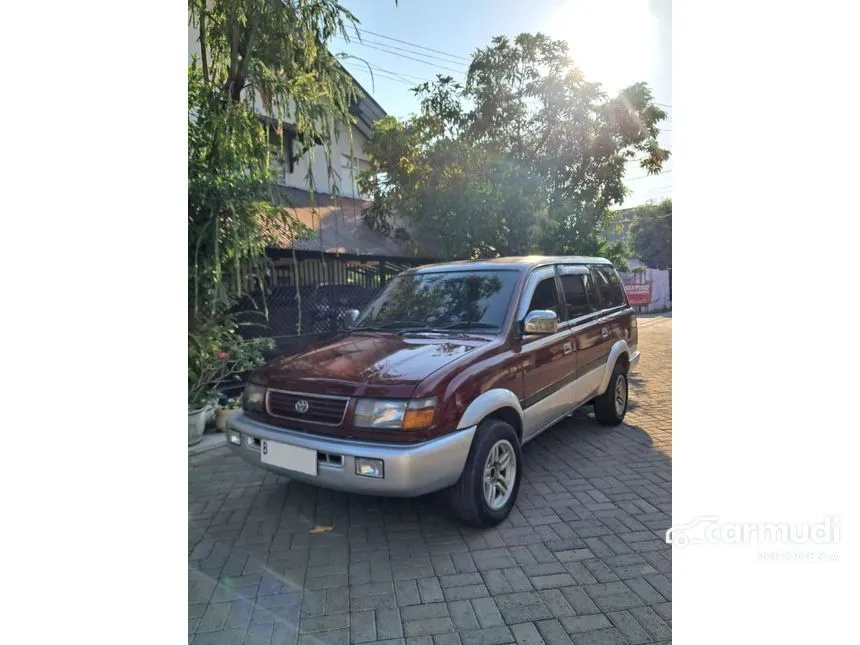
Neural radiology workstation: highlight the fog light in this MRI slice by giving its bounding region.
[227,431,241,446]
[355,457,384,478]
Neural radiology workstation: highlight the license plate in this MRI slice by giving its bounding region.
[260,439,317,476]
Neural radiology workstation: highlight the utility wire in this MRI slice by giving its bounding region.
[336,39,467,75]
[333,35,469,69]
[351,27,472,62]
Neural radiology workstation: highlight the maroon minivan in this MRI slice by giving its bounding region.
[227,256,639,527]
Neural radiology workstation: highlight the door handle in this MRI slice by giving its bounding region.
[563,342,573,356]
[601,327,610,339]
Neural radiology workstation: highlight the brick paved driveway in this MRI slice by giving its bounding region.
[189,315,672,645]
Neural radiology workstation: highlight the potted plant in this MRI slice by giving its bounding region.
[215,396,243,432]
[188,316,274,446]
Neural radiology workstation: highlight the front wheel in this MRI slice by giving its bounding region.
[449,419,522,528]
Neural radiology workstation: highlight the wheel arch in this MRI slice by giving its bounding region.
[597,340,632,395]
[456,389,525,442]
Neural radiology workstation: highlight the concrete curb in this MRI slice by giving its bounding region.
[189,433,227,457]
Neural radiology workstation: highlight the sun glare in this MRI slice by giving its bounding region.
[548,0,657,94]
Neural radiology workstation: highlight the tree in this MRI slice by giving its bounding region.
[627,199,672,269]
[360,33,670,263]
[187,0,382,405]
[188,0,364,320]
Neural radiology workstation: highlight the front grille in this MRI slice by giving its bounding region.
[266,389,349,426]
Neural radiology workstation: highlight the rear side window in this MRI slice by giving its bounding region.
[591,265,627,309]
[558,269,599,319]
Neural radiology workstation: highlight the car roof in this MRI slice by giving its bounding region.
[404,255,613,274]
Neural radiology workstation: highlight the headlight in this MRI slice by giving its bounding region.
[243,383,266,412]
[354,397,437,430]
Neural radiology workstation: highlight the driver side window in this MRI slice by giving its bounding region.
[527,276,562,318]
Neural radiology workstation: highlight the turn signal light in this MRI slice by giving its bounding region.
[402,407,435,430]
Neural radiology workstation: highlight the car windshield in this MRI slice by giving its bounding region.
[354,270,519,332]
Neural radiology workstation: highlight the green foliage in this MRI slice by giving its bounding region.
[188,0,361,318]
[188,315,275,410]
[627,199,672,269]
[188,0,371,410]
[359,33,669,262]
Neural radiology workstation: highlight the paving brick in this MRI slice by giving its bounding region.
[472,548,518,571]
[376,609,404,640]
[401,603,449,622]
[192,627,249,645]
[559,615,612,635]
[352,593,399,611]
[495,592,553,624]
[569,628,627,645]
[510,622,547,645]
[352,610,378,643]
[396,580,422,606]
[418,577,445,604]
[459,626,514,645]
[298,629,350,645]
[591,592,643,613]
[471,597,504,628]
[433,633,462,645]
[606,611,651,644]
[197,602,231,633]
[439,573,484,588]
[301,613,350,633]
[537,590,576,619]
[443,584,490,602]
[628,606,671,641]
[534,619,574,645]
[559,588,599,616]
[403,618,455,637]
[447,600,480,630]
[531,574,576,590]
[327,587,351,614]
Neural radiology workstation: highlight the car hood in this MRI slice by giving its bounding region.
[259,332,489,398]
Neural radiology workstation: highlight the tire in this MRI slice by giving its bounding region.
[449,418,522,528]
[593,362,629,426]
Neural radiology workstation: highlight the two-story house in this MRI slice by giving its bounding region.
[188,24,434,338]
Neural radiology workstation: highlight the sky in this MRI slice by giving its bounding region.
[337,0,672,208]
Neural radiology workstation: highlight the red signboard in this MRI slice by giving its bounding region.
[624,283,652,306]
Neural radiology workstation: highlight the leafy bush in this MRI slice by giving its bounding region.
[188,316,274,410]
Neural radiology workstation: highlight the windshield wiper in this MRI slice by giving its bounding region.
[353,320,429,333]
[400,321,499,334]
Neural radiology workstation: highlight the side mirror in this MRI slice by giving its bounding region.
[344,309,360,328]
[522,310,558,335]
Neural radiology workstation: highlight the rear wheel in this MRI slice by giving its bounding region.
[449,419,521,528]
[593,362,629,425]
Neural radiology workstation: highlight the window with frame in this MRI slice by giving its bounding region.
[526,275,562,318]
[591,265,627,309]
[559,269,599,319]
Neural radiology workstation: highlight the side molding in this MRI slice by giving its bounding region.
[597,340,631,395]
[456,389,525,430]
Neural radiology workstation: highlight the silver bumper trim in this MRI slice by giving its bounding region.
[226,412,476,497]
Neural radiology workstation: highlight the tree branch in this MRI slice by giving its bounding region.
[199,3,209,86]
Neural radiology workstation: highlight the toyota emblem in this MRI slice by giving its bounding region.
[294,399,310,414]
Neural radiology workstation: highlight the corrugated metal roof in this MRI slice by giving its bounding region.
[262,186,415,258]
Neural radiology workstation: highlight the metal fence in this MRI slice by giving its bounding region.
[234,251,431,346]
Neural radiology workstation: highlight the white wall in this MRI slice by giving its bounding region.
[621,268,672,311]
[189,23,371,197]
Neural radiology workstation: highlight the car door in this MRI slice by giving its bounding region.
[590,264,633,351]
[516,265,578,441]
[557,265,606,403]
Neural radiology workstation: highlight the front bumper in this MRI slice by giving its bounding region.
[226,412,476,497]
